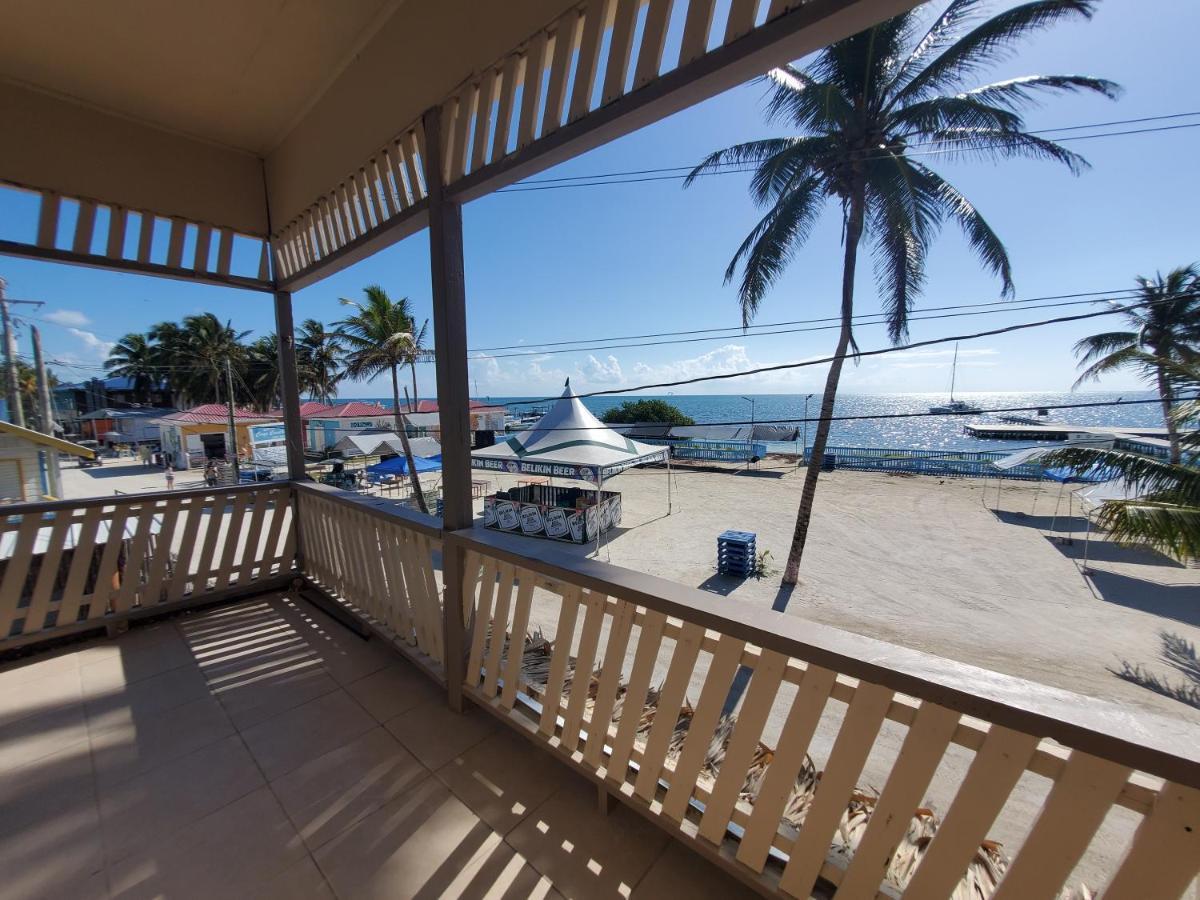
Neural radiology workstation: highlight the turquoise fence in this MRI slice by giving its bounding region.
[640,438,769,463]
[804,446,1045,480]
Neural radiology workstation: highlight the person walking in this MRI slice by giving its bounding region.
[204,459,219,488]
[164,463,175,491]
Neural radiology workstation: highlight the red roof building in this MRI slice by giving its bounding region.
[322,401,392,418]
[164,404,279,424]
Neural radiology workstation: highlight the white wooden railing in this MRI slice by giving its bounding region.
[0,483,294,649]
[450,526,1200,900]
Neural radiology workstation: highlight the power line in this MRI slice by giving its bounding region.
[466,286,1142,354]
[513,300,1178,405]
[467,291,1147,360]
[496,121,1200,193]
[510,111,1200,186]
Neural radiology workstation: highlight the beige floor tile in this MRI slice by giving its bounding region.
[0,664,83,729]
[345,661,443,722]
[266,596,398,685]
[0,699,90,770]
[313,777,502,900]
[82,661,212,732]
[256,856,336,900]
[271,727,428,849]
[209,655,340,730]
[106,787,307,899]
[384,697,498,770]
[90,695,235,790]
[507,780,670,900]
[0,739,97,841]
[97,734,264,863]
[240,689,375,780]
[77,625,197,685]
[436,729,573,836]
[631,841,761,898]
[0,648,80,688]
[0,783,105,900]
[440,835,564,900]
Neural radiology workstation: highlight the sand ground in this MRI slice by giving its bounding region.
[60,457,1200,889]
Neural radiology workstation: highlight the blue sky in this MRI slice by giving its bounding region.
[0,0,1196,399]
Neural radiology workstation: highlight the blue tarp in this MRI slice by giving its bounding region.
[1042,462,1120,484]
[367,454,442,476]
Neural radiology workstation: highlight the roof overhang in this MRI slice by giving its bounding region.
[0,421,96,457]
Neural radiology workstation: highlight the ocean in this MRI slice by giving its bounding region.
[372,391,1164,453]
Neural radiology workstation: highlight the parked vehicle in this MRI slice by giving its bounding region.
[77,440,103,468]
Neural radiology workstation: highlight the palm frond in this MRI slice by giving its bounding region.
[1041,447,1200,506]
[886,0,987,96]
[896,0,1101,104]
[961,73,1119,110]
[917,164,1013,297]
[684,138,801,188]
[1072,343,1143,388]
[888,95,1022,136]
[918,127,1090,174]
[1092,501,1200,562]
[762,64,855,131]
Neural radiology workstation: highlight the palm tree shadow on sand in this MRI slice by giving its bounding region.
[1111,631,1200,710]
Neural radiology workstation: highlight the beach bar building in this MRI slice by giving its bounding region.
[159,404,281,470]
[1,3,1197,899]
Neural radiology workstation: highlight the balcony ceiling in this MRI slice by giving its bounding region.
[0,0,576,234]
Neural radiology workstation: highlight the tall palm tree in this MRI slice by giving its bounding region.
[405,318,429,412]
[148,320,186,404]
[687,0,1117,584]
[1073,265,1200,464]
[105,333,157,403]
[1046,354,1199,560]
[297,319,343,404]
[337,286,429,513]
[245,334,282,412]
[178,313,250,405]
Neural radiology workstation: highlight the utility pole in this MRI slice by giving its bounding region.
[0,277,44,428]
[224,357,240,482]
[31,326,62,497]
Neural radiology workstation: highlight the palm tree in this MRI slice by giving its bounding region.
[245,334,282,412]
[1046,355,1199,560]
[405,318,429,412]
[177,313,249,405]
[148,320,186,404]
[1073,265,1200,464]
[297,319,343,404]
[337,286,429,513]
[686,0,1117,584]
[105,333,157,403]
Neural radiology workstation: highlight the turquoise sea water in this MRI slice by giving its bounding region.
[374,391,1164,453]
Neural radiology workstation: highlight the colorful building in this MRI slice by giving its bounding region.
[159,405,280,469]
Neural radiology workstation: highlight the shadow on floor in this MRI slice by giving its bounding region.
[697,573,748,597]
[993,509,1089,532]
[1047,534,1184,568]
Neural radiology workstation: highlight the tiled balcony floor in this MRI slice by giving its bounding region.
[0,594,760,900]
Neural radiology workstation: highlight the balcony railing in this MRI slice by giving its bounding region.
[2,480,1198,898]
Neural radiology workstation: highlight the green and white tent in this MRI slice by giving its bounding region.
[471,382,667,485]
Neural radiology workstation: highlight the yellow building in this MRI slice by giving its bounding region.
[159,405,280,470]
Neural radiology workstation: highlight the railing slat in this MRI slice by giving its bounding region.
[36,192,60,248]
[901,727,1040,897]
[538,584,581,735]
[517,30,548,149]
[1102,781,1200,899]
[723,0,759,43]
[191,492,226,594]
[698,648,787,843]
[467,555,499,683]
[23,511,75,634]
[561,590,608,752]
[260,487,291,577]
[143,496,183,606]
[633,621,706,800]
[835,702,961,899]
[214,491,252,591]
[601,0,640,105]
[778,681,893,899]
[471,68,500,174]
[736,664,837,872]
[167,496,204,601]
[990,751,1131,900]
[236,490,269,585]
[541,10,578,136]
[569,0,610,122]
[0,513,45,636]
[633,0,675,88]
[482,562,516,697]
[607,608,668,784]
[72,200,96,254]
[491,54,521,163]
[56,505,105,626]
[679,0,718,65]
[417,533,443,663]
[500,573,535,710]
[583,598,637,768]
[661,633,746,820]
[106,206,128,259]
[113,501,159,613]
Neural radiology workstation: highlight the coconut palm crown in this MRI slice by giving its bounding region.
[687,0,1118,583]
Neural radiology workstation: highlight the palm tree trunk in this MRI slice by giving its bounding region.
[410,362,419,415]
[1156,365,1182,465]
[392,365,429,514]
[783,190,865,585]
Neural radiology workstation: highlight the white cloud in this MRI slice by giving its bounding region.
[67,327,114,358]
[44,309,91,327]
[887,347,998,360]
[578,354,623,384]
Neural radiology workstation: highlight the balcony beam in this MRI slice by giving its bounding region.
[424,104,472,713]
[273,291,308,482]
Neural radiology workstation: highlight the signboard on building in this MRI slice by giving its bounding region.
[248,424,286,445]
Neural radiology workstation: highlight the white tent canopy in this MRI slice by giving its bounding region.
[335,432,441,459]
[472,382,667,485]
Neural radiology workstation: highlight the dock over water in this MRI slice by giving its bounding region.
[962,422,1173,456]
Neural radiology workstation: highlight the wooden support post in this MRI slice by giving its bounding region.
[424,104,471,713]
[274,291,308,482]
[597,783,618,816]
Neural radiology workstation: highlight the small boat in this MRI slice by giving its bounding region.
[929,344,982,415]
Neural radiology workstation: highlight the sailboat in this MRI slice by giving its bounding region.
[928,343,982,414]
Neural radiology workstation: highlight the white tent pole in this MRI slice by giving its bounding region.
[1081,507,1093,576]
[667,451,672,515]
[594,474,602,558]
